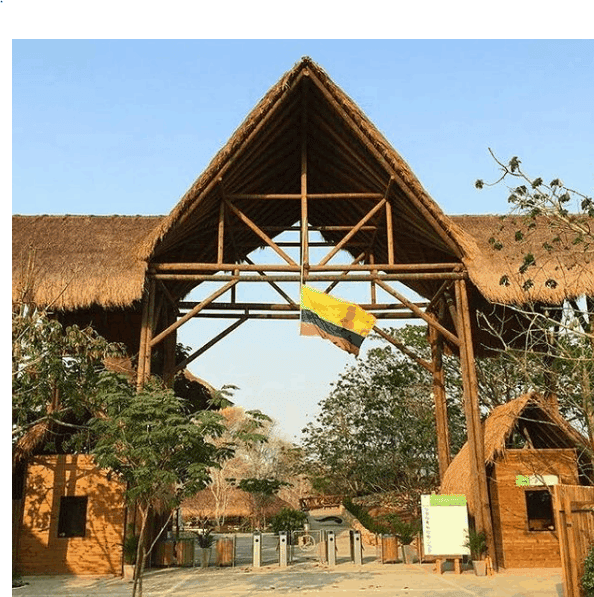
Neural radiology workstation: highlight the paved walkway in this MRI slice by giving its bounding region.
[13,562,563,596]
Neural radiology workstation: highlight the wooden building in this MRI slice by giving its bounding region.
[12,57,594,573]
[16,455,127,576]
[441,392,593,568]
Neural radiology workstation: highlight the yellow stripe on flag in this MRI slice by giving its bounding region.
[300,286,376,337]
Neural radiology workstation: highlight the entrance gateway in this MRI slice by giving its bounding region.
[135,58,495,566]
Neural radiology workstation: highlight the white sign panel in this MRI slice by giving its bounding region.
[421,494,470,556]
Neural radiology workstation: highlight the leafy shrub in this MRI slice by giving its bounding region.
[270,508,308,534]
[382,514,421,545]
[123,533,139,564]
[463,528,487,561]
[196,528,215,548]
[583,545,594,597]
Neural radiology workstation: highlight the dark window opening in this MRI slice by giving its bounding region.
[57,496,88,538]
[525,489,555,531]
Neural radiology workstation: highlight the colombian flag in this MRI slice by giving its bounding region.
[300,286,376,356]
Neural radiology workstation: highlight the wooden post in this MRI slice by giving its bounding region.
[217,201,225,264]
[162,305,177,387]
[454,279,497,570]
[429,325,451,482]
[136,279,156,390]
[300,82,309,277]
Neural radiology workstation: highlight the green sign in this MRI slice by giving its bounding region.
[516,475,530,486]
[429,494,466,507]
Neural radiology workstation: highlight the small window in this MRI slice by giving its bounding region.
[57,496,88,538]
[525,490,555,531]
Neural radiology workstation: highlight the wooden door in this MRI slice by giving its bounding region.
[553,485,594,597]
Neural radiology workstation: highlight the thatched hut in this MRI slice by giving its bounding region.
[441,392,592,568]
[181,488,293,530]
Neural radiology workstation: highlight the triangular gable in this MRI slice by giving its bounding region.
[140,57,479,302]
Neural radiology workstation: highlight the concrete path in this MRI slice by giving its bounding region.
[13,562,563,596]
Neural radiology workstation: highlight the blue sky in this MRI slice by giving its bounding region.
[10,37,594,440]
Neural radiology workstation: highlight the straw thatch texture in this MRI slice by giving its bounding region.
[12,215,162,310]
[455,214,594,305]
[181,488,292,522]
[440,392,590,513]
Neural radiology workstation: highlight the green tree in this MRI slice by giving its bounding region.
[237,477,290,529]
[12,303,125,458]
[90,376,232,597]
[476,152,594,452]
[300,325,466,500]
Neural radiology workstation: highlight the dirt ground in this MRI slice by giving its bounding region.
[12,561,563,597]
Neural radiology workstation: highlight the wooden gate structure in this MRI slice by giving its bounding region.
[554,484,594,597]
[13,57,594,575]
[131,57,497,565]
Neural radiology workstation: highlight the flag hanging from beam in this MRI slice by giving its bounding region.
[300,286,376,356]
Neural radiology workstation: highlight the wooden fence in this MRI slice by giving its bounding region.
[553,484,594,597]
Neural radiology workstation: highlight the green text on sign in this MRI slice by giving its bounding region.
[430,495,466,506]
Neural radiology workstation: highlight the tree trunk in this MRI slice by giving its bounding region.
[132,504,149,597]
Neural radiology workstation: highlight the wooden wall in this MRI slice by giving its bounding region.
[17,454,127,575]
[489,448,579,568]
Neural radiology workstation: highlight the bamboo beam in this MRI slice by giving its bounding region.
[149,279,238,348]
[187,312,418,320]
[217,201,225,264]
[243,256,298,307]
[318,199,387,266]
[178,301,427,312]
[373,325,433,372]
[225,201,297,266]
[323,252,366,294]
[151,262,461,273]
[153,273,467,283]
[226,192,384,200]
[429,325,451,481]
[301,82,309,274]
[174,316,249,372]
[384,178,395,265]
[226,225,378,233]
[369,253,377,304]
[162,305,177,387]
[374,279,460,346]
[455,278,497,570]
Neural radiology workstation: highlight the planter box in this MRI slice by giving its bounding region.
[473,560,487,576]
[400,544,417,564]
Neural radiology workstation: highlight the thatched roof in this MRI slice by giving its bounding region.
[440,392,591,512]
[136,57,479,303]
[453,214,594,305]
[12,215,161,310]
[12,58,592,313]
[181,487,292,521]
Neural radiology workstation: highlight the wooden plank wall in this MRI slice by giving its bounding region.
[490,449,579,568]
[554,484,594,597]
[16,454,127,575]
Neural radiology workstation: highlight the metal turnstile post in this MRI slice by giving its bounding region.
[350,530,362,565]
[252,532,262,568]
[327,530,336,566]
[279,531,288,567]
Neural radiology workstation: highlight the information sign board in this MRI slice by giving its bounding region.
[421,494,470,556]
